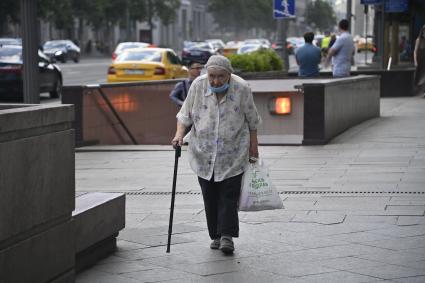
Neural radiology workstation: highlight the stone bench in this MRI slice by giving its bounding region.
[73,192,125,272]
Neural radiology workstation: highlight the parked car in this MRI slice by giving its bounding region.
[42,40,80,63]
[244,38,271,48]
[181,42,218,65]
[237,43,268,54]
[206,39,225,53]
[112,42,154,61]
[0,45,62,101]
[107,47,188,83]
[0,38,22,46]
[286,37,304,55]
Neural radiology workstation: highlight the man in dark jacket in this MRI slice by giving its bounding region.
[169,61,203,106]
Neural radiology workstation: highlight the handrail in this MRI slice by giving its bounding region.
[96,87,138,145]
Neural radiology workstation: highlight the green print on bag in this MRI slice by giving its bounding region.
[250,169,268,190]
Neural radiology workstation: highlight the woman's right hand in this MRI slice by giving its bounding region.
[171,135,183,149]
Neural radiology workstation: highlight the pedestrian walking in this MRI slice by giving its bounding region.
[169,61,203,107]
[326,19,355,77]
[295,31,321,77]
[414,25,425,97]
[171,55,261,254]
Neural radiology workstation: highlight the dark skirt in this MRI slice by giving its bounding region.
[414,49,425,93]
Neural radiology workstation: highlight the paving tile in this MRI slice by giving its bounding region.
[242,259,337,277]
[344,265,425,280]
[355,250,425,265]
[76,269,143,283]
[393,276,425,283]
[290,212,346,225]
[291,271,380,283]
[93,260,159,274]
[167,259,243,276]
[327,231,399,244]
[397,216,425,226]
[313,256,387,270]
[122,267,198,282]
[362,235,425,250]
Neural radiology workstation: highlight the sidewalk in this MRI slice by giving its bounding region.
[75,96,425,283]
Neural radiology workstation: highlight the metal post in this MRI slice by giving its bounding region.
[364,5,368,65]
[21,0,40,104]
[276,19,289,72]
[347,0,352,33]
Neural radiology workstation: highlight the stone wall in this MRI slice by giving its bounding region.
[0,104,76,283]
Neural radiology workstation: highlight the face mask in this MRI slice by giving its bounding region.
[208,83,229,94]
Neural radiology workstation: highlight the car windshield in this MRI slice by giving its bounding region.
[117,50,162,62]
[0,38,21,46]
[44,41,67,48]
[116,43,149,52]
[0,46,22,63]
[239,45,259,53]
[191,43,211,50]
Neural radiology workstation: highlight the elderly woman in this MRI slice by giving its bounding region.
[172,55,261,254]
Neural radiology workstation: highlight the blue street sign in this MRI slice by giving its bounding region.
[273,0,295,19]
[360,0,382,4]
[384,0,408,13]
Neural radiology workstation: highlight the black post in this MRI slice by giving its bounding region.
[21,0,40,104]
[166,145,181,253]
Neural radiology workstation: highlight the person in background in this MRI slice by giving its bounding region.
[295,31,321,77]
[169,60,203,107]
[171,55,261,255]
[326,19,355,77]
[321,30,331,59]
[414,25,425,97]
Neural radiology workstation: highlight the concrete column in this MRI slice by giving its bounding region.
[20,0,40,104]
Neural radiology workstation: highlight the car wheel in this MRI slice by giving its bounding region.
[50,76,62,98]
[74,54,80,63]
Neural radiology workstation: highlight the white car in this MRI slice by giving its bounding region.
[112,42,153,61]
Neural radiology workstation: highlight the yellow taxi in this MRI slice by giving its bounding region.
[107,47,188,82]
[222,41,244,57]
[357,37,376,53]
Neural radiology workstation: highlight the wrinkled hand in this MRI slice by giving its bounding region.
[171,135,183,149]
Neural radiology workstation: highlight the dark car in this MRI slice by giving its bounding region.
[42,40,80,63]
[181,42,217,65]
[0,45,62,101]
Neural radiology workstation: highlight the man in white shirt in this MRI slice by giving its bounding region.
[326,19,355,77]
[172,55,261,254]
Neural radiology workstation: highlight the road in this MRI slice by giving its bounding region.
[59,57,110,86]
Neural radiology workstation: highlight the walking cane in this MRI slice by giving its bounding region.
[166,145,181,253]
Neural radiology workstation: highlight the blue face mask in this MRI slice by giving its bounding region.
[208,83,229,94]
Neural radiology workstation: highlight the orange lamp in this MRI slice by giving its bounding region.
[270,97,291,115]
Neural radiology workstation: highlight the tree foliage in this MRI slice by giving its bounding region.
[0,0,180,36]
[305,0,336,32]
[208,0,275,34]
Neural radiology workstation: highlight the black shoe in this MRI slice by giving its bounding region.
[219,237,234,254]
[210,239,220,250]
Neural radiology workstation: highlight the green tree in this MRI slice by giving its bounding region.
[208,0,275,36]
[0,0,20,36]
[305,0,336,32]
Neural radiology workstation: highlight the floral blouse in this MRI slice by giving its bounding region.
[177,74,261,182]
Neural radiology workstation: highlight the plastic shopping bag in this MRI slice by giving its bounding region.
[239,159,284,211]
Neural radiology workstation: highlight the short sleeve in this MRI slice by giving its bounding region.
[331,37,343,53]
[241,85,261,130]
